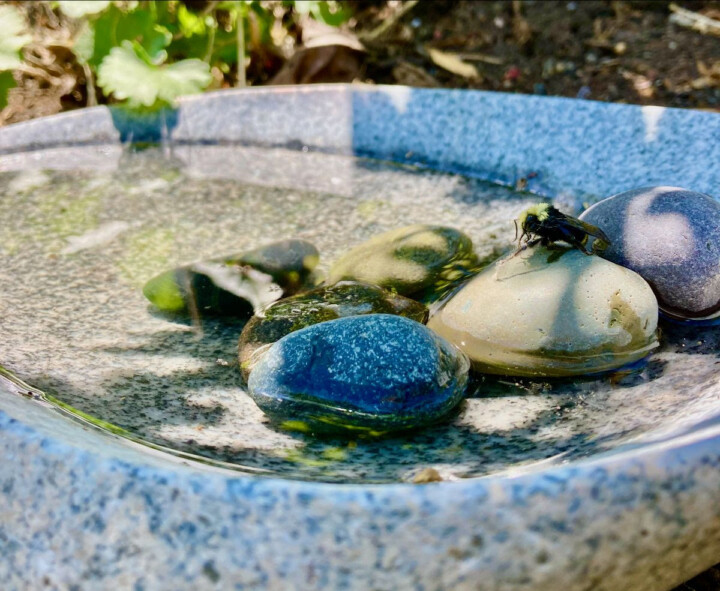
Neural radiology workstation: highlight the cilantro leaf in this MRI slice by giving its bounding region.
[97,41,212,108]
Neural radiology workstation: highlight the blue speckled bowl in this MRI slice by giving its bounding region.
[1,86,720,590]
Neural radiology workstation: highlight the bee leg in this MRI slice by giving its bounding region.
[512,238,528,257]
[511,236,540,259]
[591,238,609,254]
[577,239,594,255]
[512,230,528,254]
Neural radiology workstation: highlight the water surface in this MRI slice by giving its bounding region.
[1,144,718,483]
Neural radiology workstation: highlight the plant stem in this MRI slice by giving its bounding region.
[204,13,216,63]
[83,62,97,106]
[360,0,419,42]
[236,1,246,87]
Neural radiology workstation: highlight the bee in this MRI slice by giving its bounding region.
[515,203,611,255]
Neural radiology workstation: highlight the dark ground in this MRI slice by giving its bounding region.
[358,0,720,110]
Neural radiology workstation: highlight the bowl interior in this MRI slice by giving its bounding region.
[1,141,719,484]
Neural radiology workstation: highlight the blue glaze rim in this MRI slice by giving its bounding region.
[2,85,719,203]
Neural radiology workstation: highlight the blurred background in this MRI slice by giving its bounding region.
[0,0,719,127]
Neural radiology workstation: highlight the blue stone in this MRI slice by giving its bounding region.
[247,315,469,435]
[238,281,427,380]
[580,187,720,321]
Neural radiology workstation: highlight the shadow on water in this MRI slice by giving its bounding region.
[24,314,249,434]
[27,366,229,431]
[15,327,668,484]
[657,320,720,358]
[464,357,666,399]
[98,310,249,359]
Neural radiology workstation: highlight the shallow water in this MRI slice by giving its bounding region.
[1,144,719,484]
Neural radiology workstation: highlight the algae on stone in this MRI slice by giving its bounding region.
[326,225,479,301]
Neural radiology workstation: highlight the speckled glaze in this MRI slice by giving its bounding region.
[1,86,720,591]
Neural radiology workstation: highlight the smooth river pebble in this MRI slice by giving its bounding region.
[248,314,470,435]
[580,186,720,321]
[427,245,659,377]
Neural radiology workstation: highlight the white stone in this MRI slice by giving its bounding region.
[428,245,659,376]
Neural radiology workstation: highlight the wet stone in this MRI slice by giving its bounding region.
[427,245,659,377]
[238,281,427,380]
[142,239,319,317]
[580,186,720,321]
[247,314,470,435]
[326,225,479,301]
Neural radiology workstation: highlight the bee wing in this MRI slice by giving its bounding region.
[557,214,612,244]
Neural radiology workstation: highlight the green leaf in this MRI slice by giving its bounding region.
[97,41,212,108]
[58,1,110,18]
[0,71,16,110]
[87,5,172,67]
[314,1,352,26]
[115,9,172,61]
[0,5,32,70]
[177,3,206,37]
[73,22,94,64]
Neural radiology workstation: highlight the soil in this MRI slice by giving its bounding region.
[356,0,720,111]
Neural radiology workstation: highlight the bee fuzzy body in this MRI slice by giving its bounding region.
[515,203,610,255]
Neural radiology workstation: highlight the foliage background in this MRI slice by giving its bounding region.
[0,0,719,126]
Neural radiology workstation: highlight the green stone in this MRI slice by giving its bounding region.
[238,281,428,380]
[326,225,479,300]
[142,239,319,317]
